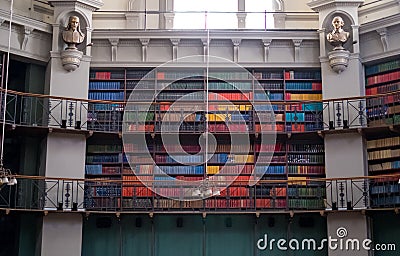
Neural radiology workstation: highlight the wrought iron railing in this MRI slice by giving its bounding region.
[0,175,398,212]
[2,90,400,133]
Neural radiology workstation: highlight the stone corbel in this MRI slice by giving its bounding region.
[273,13,286,29]
[139,38,150,62]
[292,39,302,62]
[21,26,34,50]
[170,38,180,61]
[262,39,272,62]
[108,38,119,62]
[376,28,388,52]
[232,39,241,63]
[236,13,247,29]
[164,13,175,29]
[201,38,209,62]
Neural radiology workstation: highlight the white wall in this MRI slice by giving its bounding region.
[41,213,83,256]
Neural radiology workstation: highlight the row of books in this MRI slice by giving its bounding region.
[206,165,254,175]
[285,71,321,80]
[288,144,324,152]
[86,154,126,163]
[90,71,124,80]
[208,82,252,90]
[371,196,400,207]
[160,82,203,90]
[255,143,285,152]
[366,82,400,95]
[287,199,325,209]
[126,80,154,89]
[287,165,325,174]
[285,82,322,91]
[255,165,286,174]
[253,187,287,197]
[287,187,326,197]
[155,154,203,163]
[285,93,322,101]
[87,144,122,153]
[87,187,122,197]
[370,184,400,195]
[85,165,121,175]
[365,59,400,76]
[369,160,400,172]
[157,165,204,175]
[367,136,400,149]
[368,149,400,161]
[259,82,284,90]
[287,154,324,164]
[89,81,123,90]
[90,70,322,81]
[88,92,124,101]
[156,71,203,80]
[366,70,400,86]
[122,187,153,197]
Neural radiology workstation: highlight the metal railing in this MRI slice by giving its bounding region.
[2,89,400,133]
[0,175,398,212]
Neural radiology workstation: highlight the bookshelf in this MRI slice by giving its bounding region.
[86,67,326,211]
[367,135,400,208]
[365,59,400,127]
[84,136,124,210]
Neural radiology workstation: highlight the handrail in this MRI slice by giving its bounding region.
[1,88,400,105]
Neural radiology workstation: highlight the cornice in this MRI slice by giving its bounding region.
[359,0,398,17]
[0,45,49,63]
[362,48,400,64]
[0,9,52,34]
[307,0,364,12]
[359,13,400,34]
[49,0,103,11]
[90,61,321,69]
[92,30,319,41]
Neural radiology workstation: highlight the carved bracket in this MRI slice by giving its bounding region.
[139,38,150,62]
[376,28,388,52]
[21,26,35,50]
[108,38,119,62]
[292,39,302,62]
[262,39,272,62]
[232,39,242,63]
[170,38,180,61]
[201,38,209,62]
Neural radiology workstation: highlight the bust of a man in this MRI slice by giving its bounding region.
[62,16,85,50]
[326,16,350,50]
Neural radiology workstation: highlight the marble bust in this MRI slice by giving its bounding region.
[62,16,85,50]
[326,16,350,50]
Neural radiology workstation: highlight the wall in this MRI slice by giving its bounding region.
[82,213,327,256]
[41,213,83,256]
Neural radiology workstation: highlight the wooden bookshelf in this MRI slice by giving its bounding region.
[365,59,400,127]
[86,67,326,211]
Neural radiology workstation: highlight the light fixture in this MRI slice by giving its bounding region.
[191,178,221,198]
[0,0,17,187]
[0,165,16,186]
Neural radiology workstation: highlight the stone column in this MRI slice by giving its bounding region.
[307,1,370,256]
[41,1,103,256]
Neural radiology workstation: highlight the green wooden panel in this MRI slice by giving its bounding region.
[155,215,203,256]
[18,213,41,256]
[205,214,253,256]
[256,214,327,256]
[121,215,152,256]
[256,215,289,256]
[372,211,400,256]
[82,215,120,256]
[287,214,327,256]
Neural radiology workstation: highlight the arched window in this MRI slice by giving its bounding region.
[174,0,237,29]
[245,0,274,29]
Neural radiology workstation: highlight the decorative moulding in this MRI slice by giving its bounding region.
[307,0,364,12]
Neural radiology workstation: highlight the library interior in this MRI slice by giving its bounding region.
[0,0,399,255]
